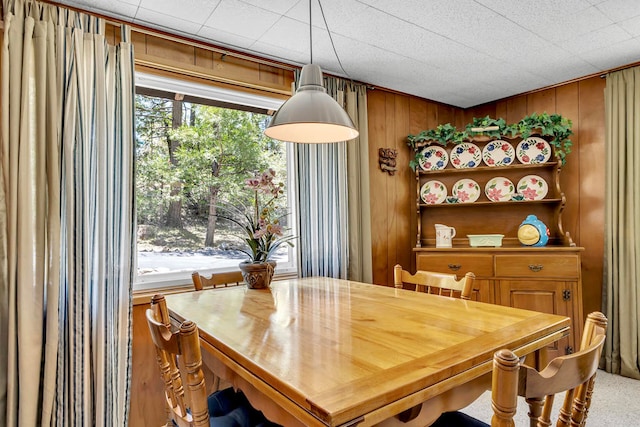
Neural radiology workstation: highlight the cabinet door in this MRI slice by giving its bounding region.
[497,280,575,358]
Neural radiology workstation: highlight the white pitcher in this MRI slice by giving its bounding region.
[435,224,456,248]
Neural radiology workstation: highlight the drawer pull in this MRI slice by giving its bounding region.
[529,264,544,272]
[447,264,461,271]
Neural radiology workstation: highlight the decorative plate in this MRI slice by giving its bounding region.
[517,175,548,201]
[516,137,551,164]
[452,178,481,203]
[484,177,515,202]
[419,145,449,171]
[420,180,447,204]
[482,140,515,167]
[450,142,481,169]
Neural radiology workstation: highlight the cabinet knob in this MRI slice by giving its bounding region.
[528,264,544,272]
[447,264,461,271]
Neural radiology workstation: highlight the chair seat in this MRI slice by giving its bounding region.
[207,387,281,427]
[430,411,489,427]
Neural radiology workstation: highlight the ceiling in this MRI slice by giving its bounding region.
[55,0,640,108]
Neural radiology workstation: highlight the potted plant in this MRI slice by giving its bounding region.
[217,168,295,288]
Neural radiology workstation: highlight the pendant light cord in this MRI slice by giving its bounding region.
[309,0,313,63]
[317,0,351,79]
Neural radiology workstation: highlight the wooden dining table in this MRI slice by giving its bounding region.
[164,277,570,427]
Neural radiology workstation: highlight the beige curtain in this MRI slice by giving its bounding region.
[345,84,372,283]
[1,0,135,425]
[603,66,640,379]
[294,75,372,281]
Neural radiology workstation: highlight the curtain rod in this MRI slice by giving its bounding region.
[599,60,640,78]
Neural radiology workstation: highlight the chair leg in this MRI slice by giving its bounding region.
[556,389,575,427]
[491,349,519,427]
[525,397,544,427]
[536,395,554,427]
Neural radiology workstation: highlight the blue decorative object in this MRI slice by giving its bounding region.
[518,214,549,247]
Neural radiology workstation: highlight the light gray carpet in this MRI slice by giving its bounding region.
[461,370,640,426]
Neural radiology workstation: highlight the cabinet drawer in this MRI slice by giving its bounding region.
[495,254,579,278]
[416,254,494,277]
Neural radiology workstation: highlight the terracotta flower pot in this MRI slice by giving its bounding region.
[239,261,277,289]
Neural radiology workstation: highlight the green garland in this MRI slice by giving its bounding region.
[408,113,573,170]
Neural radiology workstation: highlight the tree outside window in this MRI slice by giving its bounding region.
[135,93,290,282]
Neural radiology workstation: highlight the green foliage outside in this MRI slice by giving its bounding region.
[135,94,287,252]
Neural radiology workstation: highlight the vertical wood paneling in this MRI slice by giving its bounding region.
[426,102,438,129]
[129,304,166,427]
[409,98,428,132]
[409,98,429,272]
[437,104,456,126]
[368,90,391,285]
[495,100,508,120]
[384,94,397,285]
[394,95,412,285]
[367,91,465,284]
[555,83,580,245]
[577,77,606,316]
[528,88,555,114]
[506,95,528,123]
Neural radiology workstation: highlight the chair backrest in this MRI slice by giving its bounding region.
[491,311,608,427]
[191,270,245,291]
[146,294,209,427]
[393,264,475,300]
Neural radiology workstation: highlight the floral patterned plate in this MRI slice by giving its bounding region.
[484,177,515,202]
[516,137,551,164]
[482,140,514,167]
[452,178,481,203]
[420,180,447,204]
[419,145,449,171]
[450,142,481,169]
[517,175,548,200]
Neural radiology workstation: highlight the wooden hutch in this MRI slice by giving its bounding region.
[413,134,583,358]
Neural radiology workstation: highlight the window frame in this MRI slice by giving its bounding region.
[133,72,297,291]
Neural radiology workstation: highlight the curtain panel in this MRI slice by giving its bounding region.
[1,0,135,425]
[294,72,372,281]
[603,66,640,380]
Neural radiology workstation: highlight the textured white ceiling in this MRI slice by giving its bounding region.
[55,0,640,108]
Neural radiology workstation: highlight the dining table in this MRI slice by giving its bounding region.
[164,276,570,427]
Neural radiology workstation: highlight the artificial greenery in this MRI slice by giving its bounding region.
[407,112,573,170]
[465,116,507,139]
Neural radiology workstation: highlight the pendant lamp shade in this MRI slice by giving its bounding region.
[264,64,359,143]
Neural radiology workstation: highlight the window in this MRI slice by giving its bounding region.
[133,73,295,290]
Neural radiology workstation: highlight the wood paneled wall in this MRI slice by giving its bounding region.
[367,90,464,286]
[129,303,166,427]
[367,77,606,318]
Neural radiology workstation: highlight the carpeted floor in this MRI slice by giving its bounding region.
[461,369,640,426]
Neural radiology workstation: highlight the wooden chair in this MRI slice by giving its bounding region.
[393,264,475,300]
[432,311,608,427]
[146,294,210,426]
[191,270,245,291]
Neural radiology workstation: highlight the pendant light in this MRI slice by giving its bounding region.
[264,0,359,143]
